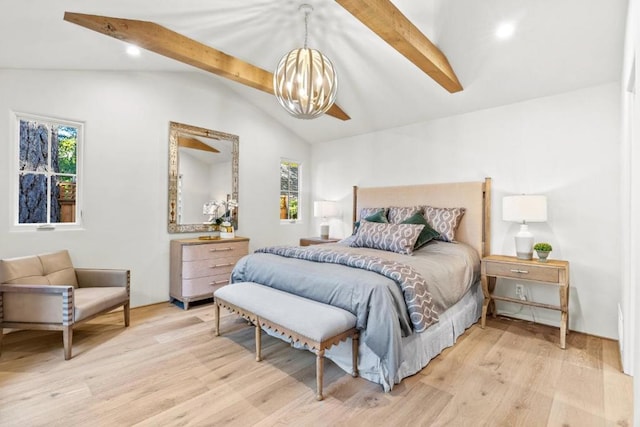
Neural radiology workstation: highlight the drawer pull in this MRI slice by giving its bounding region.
[210,247,233,252]
[211,263,234,268]
[210,279,230,286]
[510,269,529,274]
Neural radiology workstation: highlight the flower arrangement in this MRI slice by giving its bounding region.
[203,197,237,233]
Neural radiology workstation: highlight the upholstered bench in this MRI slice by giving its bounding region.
[213,282,359,401]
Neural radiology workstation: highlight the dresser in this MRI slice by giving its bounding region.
[170,237,249,309]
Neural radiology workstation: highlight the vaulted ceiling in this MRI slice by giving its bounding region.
[0,0,628,143]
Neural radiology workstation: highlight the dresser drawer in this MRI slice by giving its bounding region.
[485,261,559,283]
[182,241,248,261]
[182,275,230,297]
[181,255,241,279]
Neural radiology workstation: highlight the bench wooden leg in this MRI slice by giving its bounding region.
[214,303,220,336]
[255,320,262,362]
[352,333,359,378]
[316,349,324,401]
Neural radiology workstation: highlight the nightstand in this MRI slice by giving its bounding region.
[480,255,570,349]
[300,237,341,246]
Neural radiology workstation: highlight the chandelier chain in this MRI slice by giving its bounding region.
[303,9,310,49]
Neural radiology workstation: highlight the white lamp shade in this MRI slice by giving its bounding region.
[502,195,547,223]
[313,200,339,218]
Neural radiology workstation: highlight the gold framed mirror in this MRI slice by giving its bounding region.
[168,121,239,233]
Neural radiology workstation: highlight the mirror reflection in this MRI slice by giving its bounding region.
[168,122,238,233]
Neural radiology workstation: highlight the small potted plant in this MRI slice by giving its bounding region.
[533,242,553,262]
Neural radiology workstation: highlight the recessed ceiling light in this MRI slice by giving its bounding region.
[495,22,515,40]
[126,45,141,57]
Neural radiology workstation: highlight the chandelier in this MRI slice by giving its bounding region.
[273,4,338,119]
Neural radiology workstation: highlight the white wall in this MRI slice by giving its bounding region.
[0,69,311,307]
[312,83,621,339]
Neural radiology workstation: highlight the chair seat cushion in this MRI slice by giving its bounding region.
[74,287,129,321]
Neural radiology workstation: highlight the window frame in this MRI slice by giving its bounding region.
[279,158,302,224]
[11,112,84,231]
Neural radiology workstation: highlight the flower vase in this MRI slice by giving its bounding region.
[220,224,235,239]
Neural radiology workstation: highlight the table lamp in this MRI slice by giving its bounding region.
[313,200,339,239]
[502,195,547,260]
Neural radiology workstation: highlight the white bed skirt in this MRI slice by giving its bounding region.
[325,281,483,392]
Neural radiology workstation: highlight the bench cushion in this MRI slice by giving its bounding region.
[215,282,356,342]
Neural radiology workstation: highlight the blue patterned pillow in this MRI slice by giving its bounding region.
[423,206,466,242]
[351,222,424,255]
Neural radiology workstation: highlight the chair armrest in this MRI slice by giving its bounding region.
[75,269,130,289]
[0,284,74,325]
[0,283,74,294]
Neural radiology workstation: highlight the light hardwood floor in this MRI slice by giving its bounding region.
[0,302,632,426]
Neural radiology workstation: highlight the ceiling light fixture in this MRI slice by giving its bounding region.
[273,4,338,120]
[126,45,141,56]
[495,22,515,40]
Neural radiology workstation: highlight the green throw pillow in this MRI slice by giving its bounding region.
[353,210,388,234]
[402,212,440,249]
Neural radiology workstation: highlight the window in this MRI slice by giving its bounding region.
[280,159,300,222]
[14,113,82,227]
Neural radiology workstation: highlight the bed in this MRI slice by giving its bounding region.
[230,178,492,391]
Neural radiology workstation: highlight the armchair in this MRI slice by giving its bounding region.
[0,250,130,360]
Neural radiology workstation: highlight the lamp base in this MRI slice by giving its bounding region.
[514,224,533,260]
[320,224,329,240]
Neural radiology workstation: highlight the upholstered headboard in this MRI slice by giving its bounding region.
[353,178,492,257]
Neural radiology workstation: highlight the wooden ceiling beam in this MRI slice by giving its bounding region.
[335,0,463,93]
[63,12,350,121]
[178,136,219,153]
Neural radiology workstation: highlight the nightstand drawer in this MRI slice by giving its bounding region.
[484,261,559,282]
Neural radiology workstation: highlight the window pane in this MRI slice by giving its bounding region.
[290,165,299,192]
[280,195,288,219]
[19,173,47,223]
[280,163,290,191]
[53,125,77,174]
[288,195,298,219]
[50,176,76,223]
[19,120,49,172]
